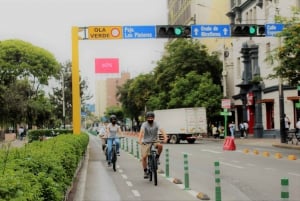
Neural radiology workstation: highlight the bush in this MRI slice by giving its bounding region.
[0,133,89,201]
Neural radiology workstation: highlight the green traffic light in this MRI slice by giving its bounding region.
[174,27,182,35]
[249,26,256,35]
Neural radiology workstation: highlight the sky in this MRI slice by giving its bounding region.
[0,0,168,103]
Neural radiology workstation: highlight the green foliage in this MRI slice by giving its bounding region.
[0,39,60,129]
[49,61,92,127]
[117,38,223,123]
[0,133,89,201]
[268,7,300,85]
[27,129,73,142]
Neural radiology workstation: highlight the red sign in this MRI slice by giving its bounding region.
[221,99,231,109]
[95,58,119,73]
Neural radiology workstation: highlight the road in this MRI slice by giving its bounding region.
[82,135,300,201]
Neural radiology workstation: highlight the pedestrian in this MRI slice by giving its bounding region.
[239,122,245,139]
[18,126,24,141]
[243,121,249,138]
[296,118,300,133]
[284,114,290,131]
[212,124,219,138]
[228,121,235,138]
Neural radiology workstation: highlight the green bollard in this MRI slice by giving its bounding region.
[130,139,134,155]
[126,138,129,152]
[281,178,289,201]
[136,141,140,159]
[165,148,169,178]
[121,138,124,150]
[183,153,190,190]
[214,161,222,201]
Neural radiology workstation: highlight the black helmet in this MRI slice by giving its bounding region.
[146,111,155,118]
[110,114,117,122]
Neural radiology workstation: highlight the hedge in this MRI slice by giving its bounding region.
[0,133,89,201]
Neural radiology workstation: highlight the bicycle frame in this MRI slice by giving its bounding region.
[147,142,158,186]
[103,137,123,172]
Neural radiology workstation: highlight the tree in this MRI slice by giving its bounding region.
[0,39,60,129]
[153,39,222,106]
[117,38,223,125]
[49,61,92,127]
[117,74,155,125]
[269,7,300,85]
[168,71,222,122]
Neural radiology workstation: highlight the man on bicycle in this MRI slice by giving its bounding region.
[105,114,123,166]
[138,111,168,179]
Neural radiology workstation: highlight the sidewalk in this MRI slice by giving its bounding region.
[203,136,300,150]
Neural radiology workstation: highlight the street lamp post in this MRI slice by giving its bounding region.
[62,73,66,129]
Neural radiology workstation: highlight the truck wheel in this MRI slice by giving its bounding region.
[170,135,179,144]
[187,139,196,144]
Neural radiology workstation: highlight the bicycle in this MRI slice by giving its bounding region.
[145,141,159,186]
[103,137,124,172]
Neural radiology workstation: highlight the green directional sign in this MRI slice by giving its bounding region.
[296,102,300,109]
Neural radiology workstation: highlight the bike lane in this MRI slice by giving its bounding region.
[75,134,200,201]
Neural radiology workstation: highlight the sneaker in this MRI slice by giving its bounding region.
[107,161,111,167]
[144,171,149,179]
[117,152,120,156]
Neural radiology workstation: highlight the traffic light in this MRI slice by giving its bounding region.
[156,25,191,38]
[231,24,266,37]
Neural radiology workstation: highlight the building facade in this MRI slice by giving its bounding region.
[228,0,300,138]
[95,72,130,118]
[168,0,300,137]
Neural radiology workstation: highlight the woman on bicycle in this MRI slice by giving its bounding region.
[105,114,123,166]
[138,111,168,179]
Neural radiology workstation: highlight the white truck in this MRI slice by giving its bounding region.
[154,107,207,144]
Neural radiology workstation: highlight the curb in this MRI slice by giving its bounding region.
[71,144,90,201]
[242,147,298,160]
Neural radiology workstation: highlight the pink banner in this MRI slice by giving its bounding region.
[95,58,119,73]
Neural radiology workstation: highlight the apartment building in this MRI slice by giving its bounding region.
[95,72,130,118]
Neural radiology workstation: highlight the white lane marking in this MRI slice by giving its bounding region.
[126,181,133,187]
[264,167,275,171]
[220,161,244,169]
[121,174,128,179]
[288,172,300,177]
[132,190,140,197]
[201,149,222,154]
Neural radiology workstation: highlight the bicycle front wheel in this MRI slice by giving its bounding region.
[112,148,117,172]
[148,156,152,182]
[152,154,158,186]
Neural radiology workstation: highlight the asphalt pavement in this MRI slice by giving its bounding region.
[66,133,300,201]
[2,133,300,201]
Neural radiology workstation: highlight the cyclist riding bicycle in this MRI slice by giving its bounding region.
[138,111,168,179]
[105,114,123,166]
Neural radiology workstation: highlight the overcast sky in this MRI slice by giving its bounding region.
[0,0,168,102]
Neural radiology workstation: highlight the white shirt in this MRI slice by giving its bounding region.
[296,121,300,129]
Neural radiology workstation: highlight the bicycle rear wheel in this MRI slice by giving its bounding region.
[112,147,117,172]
